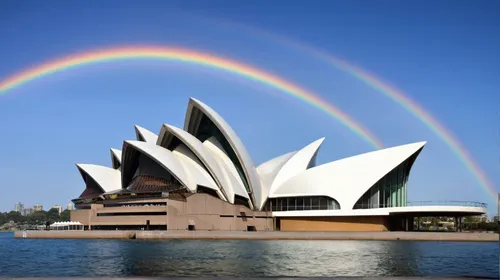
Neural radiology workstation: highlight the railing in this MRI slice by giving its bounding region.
[407,201,488,208]
[353,201,488,209]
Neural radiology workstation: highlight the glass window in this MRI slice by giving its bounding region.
[312,197,320,210]
[288,197,297,211]
[265,196,340,211]
[319,197,327,210]
[297,197,304,210]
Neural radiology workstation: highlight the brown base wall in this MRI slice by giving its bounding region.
[70,194,273,231]
[279,216,391,232]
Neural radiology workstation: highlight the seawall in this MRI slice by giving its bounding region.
[13,230,499,242]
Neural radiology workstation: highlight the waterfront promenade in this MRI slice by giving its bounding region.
[13,230,499,242]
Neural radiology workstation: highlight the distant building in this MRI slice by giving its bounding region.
[21,208,33,216]
[32,204,43,212]
[52,205,63,214]
[14,202,24,213]
[67,203,74,211]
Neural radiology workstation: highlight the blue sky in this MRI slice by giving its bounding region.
[0,0,499,214]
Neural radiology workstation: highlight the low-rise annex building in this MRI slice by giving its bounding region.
[70,98,487,232]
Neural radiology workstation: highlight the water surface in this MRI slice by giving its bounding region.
[0,232,497,277]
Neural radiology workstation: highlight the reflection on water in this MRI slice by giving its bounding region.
[0,232,497,277]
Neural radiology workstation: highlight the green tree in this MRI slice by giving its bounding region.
[26,211,48,224]
[60,210,70,221]
[0,212,6,225]
[46,208,60,223]
[6,211,23,223]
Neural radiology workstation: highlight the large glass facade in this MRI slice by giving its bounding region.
[264,196,340,211]
[354,153,419,209]
[195,113,251,193]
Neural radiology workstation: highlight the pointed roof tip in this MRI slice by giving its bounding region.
[411,141,427,148]
[307,137,326,147]
[188,97,210,109]
[124,140,140,147]
[316,137,326,143]
[384,141,427,151]
[162,123,177,130]
[189,97,200,103]
[124,139,138,145]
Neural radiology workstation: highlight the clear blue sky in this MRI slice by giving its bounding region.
[0,0,499,214]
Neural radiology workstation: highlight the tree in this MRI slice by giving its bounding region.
[46,208,60,223]
[6,211,23,223]
[26,211,48,224]
[0,212,6,225]
[60,210,70,221]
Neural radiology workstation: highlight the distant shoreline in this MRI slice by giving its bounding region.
[13,230,499,242]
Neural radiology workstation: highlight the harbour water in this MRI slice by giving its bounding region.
[0,232,498,278]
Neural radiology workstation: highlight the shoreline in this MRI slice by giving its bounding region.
[13,230,500,242]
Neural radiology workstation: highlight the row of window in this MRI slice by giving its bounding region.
[264,196,340,212]
[97,212,167,216]
[103,202,167,208]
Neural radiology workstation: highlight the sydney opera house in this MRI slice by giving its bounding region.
[70,98,487,232]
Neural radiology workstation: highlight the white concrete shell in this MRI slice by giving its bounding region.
[203,137,253,209]
[261,138,325,209]
[271,141,426,210]
[157,124,244,203]
[134,125,158,143]
[184,98,261,208]
[171,143,226,200]
[110,148,122,170]
[257,151,297,208]
[121,140,191,191]
[76,164,121,193]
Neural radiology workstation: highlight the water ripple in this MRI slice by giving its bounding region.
[0,232,497,277]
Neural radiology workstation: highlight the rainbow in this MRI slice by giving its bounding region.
[286,44,497,200]
[203,17,497,201]
[148,13,496,201]
[328,58,498,200]
[0,46,383,149]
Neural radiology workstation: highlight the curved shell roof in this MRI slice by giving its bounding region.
[110,148,122,169]
[134,125,158,143]
[203,136,250,202]
[76,164,121,193]
[257,150,297,207]
[271,141,426,210]
[121,140,191,191]
[269,139,324,194]
[256,138,324,209]
[157,124,236,201]
[183,98,261,208]
[171,144,225,199]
